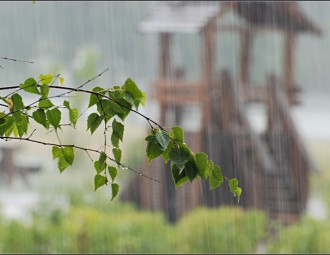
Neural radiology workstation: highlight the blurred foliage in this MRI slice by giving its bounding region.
[172,207,267,253]
[0,197,266,253]
[267,215,330,253]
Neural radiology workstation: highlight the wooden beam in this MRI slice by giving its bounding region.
[202,21,216,129]
[158,33,171,124]
[284,30,296,105]
[159,33,171,79]
[240,30,253,93]
[267,75,318,173]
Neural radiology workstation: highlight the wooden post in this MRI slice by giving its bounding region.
[158,32,178,223]
[202,21,216,130]
[284,30,296,105]
[159,33,171,125]
[240,29,252,92]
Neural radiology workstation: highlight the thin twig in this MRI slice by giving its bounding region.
[0,57,34,64]
[0,136,160,183]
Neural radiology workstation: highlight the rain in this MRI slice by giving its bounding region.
[0,1,329,253]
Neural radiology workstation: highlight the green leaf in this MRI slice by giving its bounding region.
[87,113,103,134]
[209,165,223,190]
[32,109,49,129]
[52,146,62,159]
[99,152,107,164]
[111,119,124,147]
[0,115,14,136]
[228,178,242,202]
[108,166,117,182]
[58,158,70,173]
[228,178,238,194]
[171,126,184,143]
[4,121,15,137]
[97,99,126,121]
[112,148,122,164]
[145,134,165,163]
[94,161,106,174]
[161,142,173,164]
[46,108,61,129]
[195,152,210,179]
[94,174,107,191]
[19,78,39,94]
[11,93,24,111]
[63,100,70,109]
[113,98,132,121]
[38,98,54,109]
[236,187,242,202]
[155,129,170,149]
[40,84,49,98]
[184,158,198,182]
[169,144,191,169]
[39,74,53,85]
[12,111,23,127]
[88,87,105,108]
[64,100,79,128]
[111,183,119,201]
[96,152,107,173]
[52,146,74,172]
[69,108,79,128]
[171,163,189,189]
[15,114,28,137]
[61,146,74,165]
[122,78,145,109]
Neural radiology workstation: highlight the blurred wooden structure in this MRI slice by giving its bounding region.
[121,1,321,224]
[0,143,42,185]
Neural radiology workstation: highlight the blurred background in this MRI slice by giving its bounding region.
[0,1,329,253]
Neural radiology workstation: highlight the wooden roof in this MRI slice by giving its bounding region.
[138,1,220,33]
[138,1,321,35]
[233,1,322,35]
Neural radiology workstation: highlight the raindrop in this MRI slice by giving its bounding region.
[120,165,128,170]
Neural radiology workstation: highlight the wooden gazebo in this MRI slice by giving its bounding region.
[121,1,321,224]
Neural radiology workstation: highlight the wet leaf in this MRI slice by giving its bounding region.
[111,183,119,201]
[39,74,53,85]
[155,129,170,149]
[184,158,198,182]
[111,119,124,147]
[39,98,54,109]
[94,174,107,191]
[11,93,24,111]
[94,152,107,173]
[46,108,61,130]
[32,109,49,129]
[171,163,189,189]
[19,78,39,94]
[169,144,191,169]
[40,84,49,98]
[0,115,14,136]
[87,113,103,134]
[122,78,145,109]
[61,146,74,165]
[228,178,242,202]
[145,134,165,163]
[195,152,210,179]
[171,126,184,143]
[52,146,74,172]
[209,165,223,190]
[112,147,122,164]
[88,86,105,108]
[108,166,117,182]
